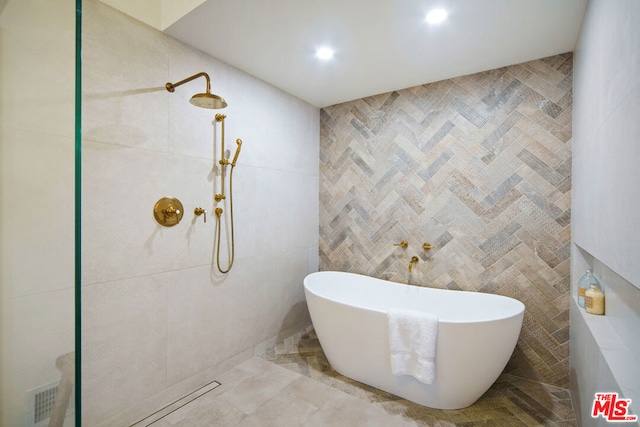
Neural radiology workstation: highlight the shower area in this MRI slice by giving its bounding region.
[1,0,319,425]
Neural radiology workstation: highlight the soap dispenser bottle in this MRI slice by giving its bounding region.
[577,269,600,308]
[585,282,605,315]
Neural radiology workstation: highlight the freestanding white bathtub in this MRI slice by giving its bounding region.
[303,271,525,410]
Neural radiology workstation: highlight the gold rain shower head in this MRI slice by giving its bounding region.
[165,72,228,109]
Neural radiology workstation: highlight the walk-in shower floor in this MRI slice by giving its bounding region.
[150,329,577,426]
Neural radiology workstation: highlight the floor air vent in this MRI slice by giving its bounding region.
[26,380,73,427]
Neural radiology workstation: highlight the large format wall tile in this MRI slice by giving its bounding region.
[82,0,169,151]
[571,2,640,421]
[320,54,573,387]
[1,128,75,297]
[1,1,77,424]
[82,140,215,284]
[83,274,169,426]
[0,0,75,138]
[82,1,319,424]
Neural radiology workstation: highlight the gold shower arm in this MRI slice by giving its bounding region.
[165,71,227,109]
[165,72,210,93]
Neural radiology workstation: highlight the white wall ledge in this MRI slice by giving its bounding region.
[572,296,639,419]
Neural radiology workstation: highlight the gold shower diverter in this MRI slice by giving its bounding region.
[194,207,207,223]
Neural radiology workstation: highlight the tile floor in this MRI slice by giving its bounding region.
[148,329,577,426]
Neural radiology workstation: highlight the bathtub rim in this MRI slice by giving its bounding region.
[304,270,525,325]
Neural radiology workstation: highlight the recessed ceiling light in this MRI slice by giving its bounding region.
[425,8,448,24]
[316,47,334,61]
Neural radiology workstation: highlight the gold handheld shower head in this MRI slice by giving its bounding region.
[231,139,242,167]
[165,72,228,109]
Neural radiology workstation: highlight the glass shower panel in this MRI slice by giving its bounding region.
[0,0,80,425]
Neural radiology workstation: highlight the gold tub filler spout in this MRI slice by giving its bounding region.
[408,256,419,273]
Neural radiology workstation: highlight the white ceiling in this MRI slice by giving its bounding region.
[165,0,587,108]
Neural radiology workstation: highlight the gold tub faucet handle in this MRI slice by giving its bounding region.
[423,243,433,250]
[393,240,408,248]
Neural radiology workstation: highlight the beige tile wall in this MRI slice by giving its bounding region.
[82,1,319,425]
[320,54,573,387]
[1,0,76,425]
[571,0,640,423]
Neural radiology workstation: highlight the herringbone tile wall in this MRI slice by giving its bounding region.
[319,53,572,387]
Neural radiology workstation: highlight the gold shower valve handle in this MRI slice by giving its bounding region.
[423,243,433,250]
[194,207,207,223]
[153,197,184,227]
[214,193,226,202]
[393,240,408,248]
[164,206,180,216]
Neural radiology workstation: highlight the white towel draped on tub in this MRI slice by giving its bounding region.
[387,309,439,384]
